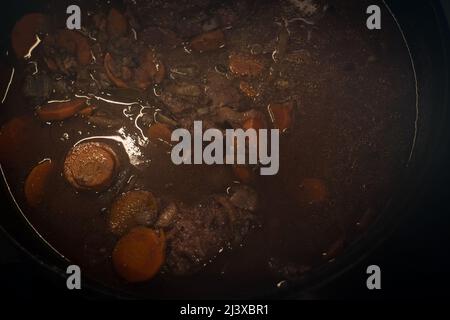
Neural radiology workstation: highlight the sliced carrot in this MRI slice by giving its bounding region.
[242,113,267,151]
[298,178,329,204]
[104,53,129,88]
[190,29,225,52]
[268,101,294,131]
[243,115,266,131]
[56,30,91,65]
[147,123,173,143]
[24,159,53,207]
[11,13,48,58]
[78,105,95,117]
[153,60,166,84]
[37,99,86,121]
[112,227,165,283]
[229,53,265,77]
[107,8,128,38]
[134,50,165,89]
[232,165,254,184]
[239,81,258,98]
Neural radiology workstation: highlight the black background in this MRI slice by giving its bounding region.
[0,0,449,300]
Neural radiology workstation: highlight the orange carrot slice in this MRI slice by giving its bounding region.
[190,29,225,52]
[112,227,166,283]
[147,123,173,143]
[268,101,294,131]
[229,53,265,77]
[243,115,265,131]
[104,53,129,88]
[37,99,86,121]
[11,13,47,58]
[24,159,53,207]
[232,165,254,184]
[239,81,258,98]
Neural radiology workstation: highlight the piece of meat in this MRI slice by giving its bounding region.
[104,48,165,90]
[167,82,202,97]
[133,49,165,89]
[63,142,119,191]
[107,8,128,38]
[165,189,258,275]
[109,190,159,236]
[141,27,182,49]
[56,30,92,66]
[23,73,53,102]
[125,0,209,30]
[215,107,261,128]
[229,185,258,211]
[169,65,199,80]
[86,115,124,129]
[98,167,132,207]
[205,72,241,109]
[159,91,195,115]
[155,202,178,229]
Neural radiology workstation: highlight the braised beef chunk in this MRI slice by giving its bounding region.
[205,72,242,109]
[124,0,254,33]
[164,191,258,275]
[229,185,258,211]
[23,72,53,104]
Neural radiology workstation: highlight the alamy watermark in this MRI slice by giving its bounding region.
[170,121,280,176]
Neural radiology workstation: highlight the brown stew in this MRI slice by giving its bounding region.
[0,0,416,298]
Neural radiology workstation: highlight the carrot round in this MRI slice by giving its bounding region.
[243,116,265,131]
[134,50,165,89]
[268,101,294,131]
[147,123,173,143]
[239,81,258,98]
[78,105,95,117]
[243,113,266,151]
[24,159,53,207]
[229,53,265,77]
[112,227,165,283]
[11,13,47,58]
[190,29,225,52]
[37,99,86,121]
[104,53,129,88]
